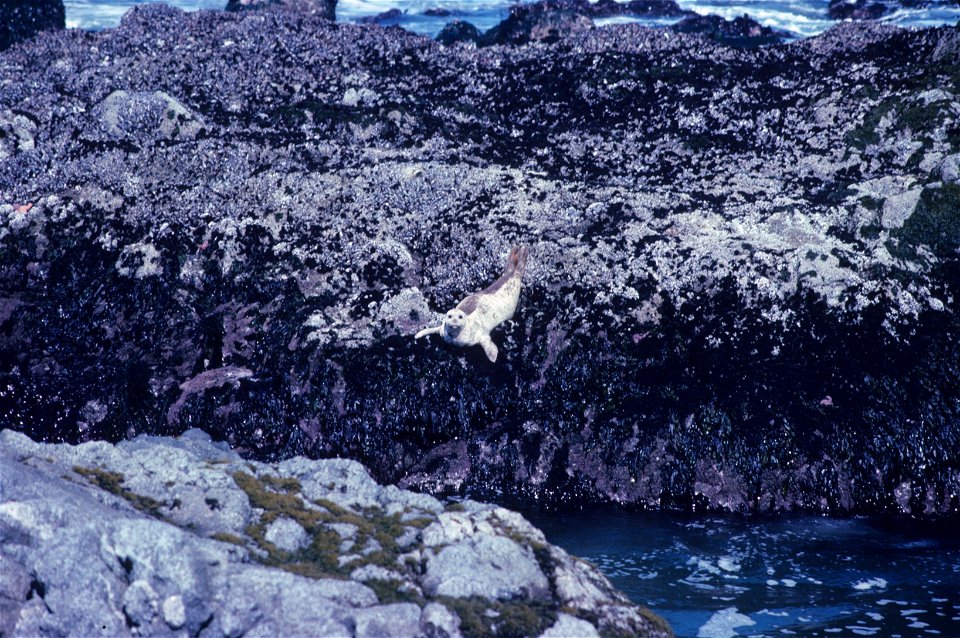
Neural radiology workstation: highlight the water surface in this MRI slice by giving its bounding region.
[64,0,960,37]
[526,509,960,638]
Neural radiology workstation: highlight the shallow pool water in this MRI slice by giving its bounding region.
[524,510,960,638]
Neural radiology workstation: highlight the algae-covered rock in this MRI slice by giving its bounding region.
[1,6,959,516]
[0,429,670,637]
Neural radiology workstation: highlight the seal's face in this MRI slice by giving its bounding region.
[443,309,466,338]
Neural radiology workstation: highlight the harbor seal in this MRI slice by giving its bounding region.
[415,245,528,362]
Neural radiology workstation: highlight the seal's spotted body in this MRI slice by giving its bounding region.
[416,246,528,362]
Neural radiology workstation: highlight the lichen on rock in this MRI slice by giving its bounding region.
[0,428,671,637]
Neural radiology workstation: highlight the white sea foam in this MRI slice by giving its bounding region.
[594,15,683,28]
[62,0,960,34]
[853,577,888,591]
[65,0,224,30]
[758,609,790,617]
[718,556,741,572]
[877,599,909,606]
[846,626,880,636]
[689,556,722,575]
[697,607,756,638]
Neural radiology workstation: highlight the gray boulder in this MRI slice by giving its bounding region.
[91,90,206,145]
[941,154,960,183]
[0,429,671,637]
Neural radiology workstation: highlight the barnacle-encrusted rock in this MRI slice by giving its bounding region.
[1,5,959,515]
[0,0,64,52]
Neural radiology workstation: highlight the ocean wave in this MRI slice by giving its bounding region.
[61,0,960,36]
[65,0,225,30]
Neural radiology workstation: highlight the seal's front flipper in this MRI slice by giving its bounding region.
[479,336,499,362]
[415,325,441,339]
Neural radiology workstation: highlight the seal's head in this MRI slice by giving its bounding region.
[442,308,467,338]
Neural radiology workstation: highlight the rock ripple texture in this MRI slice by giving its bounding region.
[0,429,670,637]
[0,6,959,516]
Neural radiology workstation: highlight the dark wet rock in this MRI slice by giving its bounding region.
[474,0,696,47]
[423,8,452,17]
[828,0,888,20]
[225,0,336,21]
[0,429,670,637]
[358,8,404,25]
[0,0,64,52]
[670,13,788,47]
[437,20,484,46]
[482,0,595,46]
[1,5,960,517]
[589,0,689,18]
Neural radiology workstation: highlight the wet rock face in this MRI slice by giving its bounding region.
[226,0,337,21]
[0,0,64,52]
[1,6,959,516]
[828,0,888,21]
[482,0,596,46]
[670,13,788,47]
[437,20,484,47]
[440,0,783,49]
[0,429,670,637]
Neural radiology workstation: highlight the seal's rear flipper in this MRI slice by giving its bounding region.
[504,245,529,278]
[514,245,528,278]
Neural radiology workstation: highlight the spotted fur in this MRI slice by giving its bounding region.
[415,245,528,362]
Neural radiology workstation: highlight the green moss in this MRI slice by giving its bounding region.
[73,466,168,518]
[261,475,302,493]
[74,465,124,493]
[230,471,428,579]
[210,531,246,546]
[365,578,425,605]
[438,596,556,638]
[232,471,308,521]
[638,607,674,637]
[232,471,339,575]
[445,502,466,512]
[568,604,672,638]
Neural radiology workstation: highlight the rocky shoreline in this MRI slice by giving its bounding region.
[0,429,670,636]
[1,5,959,516]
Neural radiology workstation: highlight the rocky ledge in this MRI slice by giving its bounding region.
[1,6,959,516]
[0,429,669,637]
